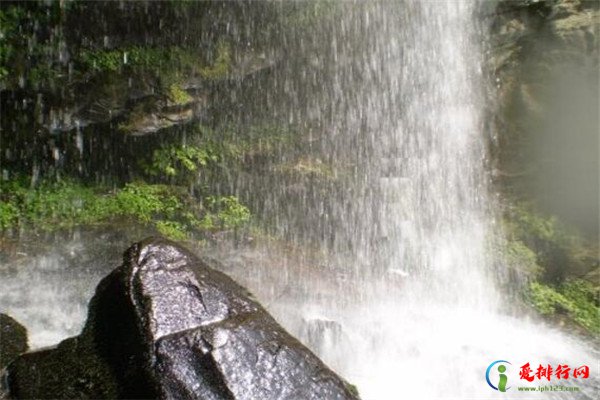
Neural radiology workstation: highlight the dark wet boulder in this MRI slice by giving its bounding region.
[5,238,358,400]
[6,336,120,399]
[0,314,28,370]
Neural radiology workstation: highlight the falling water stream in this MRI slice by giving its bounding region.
[254,2,598,399]
[0,1,597,399]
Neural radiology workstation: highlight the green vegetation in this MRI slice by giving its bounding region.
[0,179,250,241]
[198,41,231,80]
[500,201,599,336]
[198,196,252,230]
[276,157,336,180]
[112,182,182,224]
[0,0,233,91]
[491,234,541,278]
[502,202,591,283]
[528,281,571,315]
[0,2,65,86]
[79,49,126,73]
[506,203,576,249]
[527,280,599,335]
[0,6,26,80]
[78,42,230,80]
[168,83,193,105]
[0,179,114,230]
[78,43,230,105]
[145,143,220,184]
[143,123,297,183]
[79,46,195,76]
[155,220,189,241]
[344,383,360,398]
[0,202,19,230]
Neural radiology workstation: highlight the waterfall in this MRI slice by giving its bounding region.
[350,1,495,304]
[254,2,597,399]
[0,1,596,399]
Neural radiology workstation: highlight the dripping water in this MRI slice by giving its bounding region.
[245,2,598,399]
[0,2,597,399]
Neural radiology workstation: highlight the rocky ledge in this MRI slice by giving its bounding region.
[3,238,359,400]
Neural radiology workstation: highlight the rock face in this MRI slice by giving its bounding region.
[0,314,28,370]
[488,0,599,236]
[5,238,359,400]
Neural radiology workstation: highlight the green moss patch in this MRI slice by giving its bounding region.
[499,201,599,336]
[527,280,599,335]
[502,202,595,283]
[0,179,250,241]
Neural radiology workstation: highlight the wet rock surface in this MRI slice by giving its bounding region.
[488,0,599,235]
[4,237,358,400]
[0,314,28,370]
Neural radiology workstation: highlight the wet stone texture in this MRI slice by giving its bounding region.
[0,314,28,370]
[4,237,359,400]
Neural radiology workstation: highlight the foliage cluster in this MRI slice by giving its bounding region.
[197,41,231,80]
[0,179,250,240]
[500,201,599,336]
[502,202,590,283]
[76,42,231,114]
[168,83,194,105]
[77,44,230,80]
[198,196,252,231]
[527,280,599,335]
[146,143,220,183]
[0,6,25,80]
[143,123,296,185]
[0,2,67,86]
[1,0,232,92]
[507,204,577,250]
[492,235,541,277]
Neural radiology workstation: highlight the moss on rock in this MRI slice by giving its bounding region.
[0,179,251,241]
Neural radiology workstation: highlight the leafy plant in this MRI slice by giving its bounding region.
[146,144,220,184]
[5,180,108,230]
[79,49,124,72]
[77,43,231,84]
[79,46,184,75]
[560,280,600,334]
[155,220,188,241]
[502,202,591,283]
[490,234,541,279]
[113,183,181,222]
[0,202,19,230]
[527,280,600,335]
[199,41,231,79]
[0,179,251,241]
[528,281,573,315]
[195,196,251,230]
[142,122,297,188]
[167,83,193,105]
